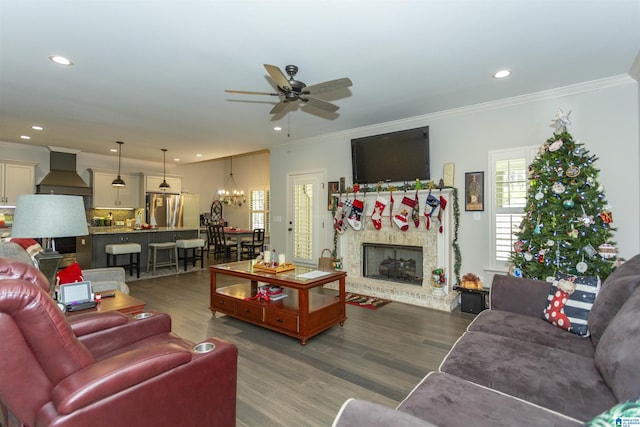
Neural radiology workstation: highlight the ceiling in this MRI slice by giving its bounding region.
[1,1,639,165]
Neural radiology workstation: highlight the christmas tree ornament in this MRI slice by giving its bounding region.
[566,165,580,178]
[576,255,588,273]
[567,225,579,239]
[513,240,525,253]
[563,199,575,209]
[549,140,564,152]
[524,252,533,261]
[578,206,595,226]
[583,244,597,258]
[574,146,583,156]
[555,165,564,176]
[538,143,549,155]
[598,243,617,259]
[599,210,613,224]
[537,249,547,263]
[535,190,544,200]
[552,182,565,194]
[586,176,595,186]
[547,239,555,247]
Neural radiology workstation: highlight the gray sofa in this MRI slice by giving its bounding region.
[0,240,129,295]
[333,254,640,426]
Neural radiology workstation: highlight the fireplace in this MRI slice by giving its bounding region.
[326,188,459,312]
[363,243,422,286]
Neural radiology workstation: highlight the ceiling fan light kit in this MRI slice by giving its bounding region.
[225,64,352,115]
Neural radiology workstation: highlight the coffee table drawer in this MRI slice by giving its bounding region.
[265,310,298,332]
[211,294,236,313]
[236,300,264,323]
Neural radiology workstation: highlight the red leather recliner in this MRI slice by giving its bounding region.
[0,257,238,427]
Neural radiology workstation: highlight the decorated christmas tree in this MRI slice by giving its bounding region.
[509,110,617,281]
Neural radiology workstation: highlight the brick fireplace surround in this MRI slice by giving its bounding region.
[326,189,459,312]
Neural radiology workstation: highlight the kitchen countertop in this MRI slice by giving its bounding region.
[88,226,200,235]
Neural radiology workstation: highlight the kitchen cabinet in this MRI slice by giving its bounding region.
[0,161,36,206]
[90,169,141,208]
[144,175,181,194]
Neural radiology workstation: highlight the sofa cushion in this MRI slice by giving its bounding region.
[439,331,616,420]
[594,287,640,402]
[542,273,600,337]
[332,399,438,427]
[585,398,640,426]
[589,254,640,346]
[467,310,594,357]
[55,262,84,285]
[397,372,582,427]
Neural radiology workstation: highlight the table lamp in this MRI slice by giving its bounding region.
[11,194,89,298]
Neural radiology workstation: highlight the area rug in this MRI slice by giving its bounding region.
[345,292,391,310]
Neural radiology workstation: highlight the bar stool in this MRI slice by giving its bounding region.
[105,243,141,278]
[147,242,179,274]
[176,239,205,271]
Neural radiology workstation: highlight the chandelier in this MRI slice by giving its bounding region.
[218,157,245,207]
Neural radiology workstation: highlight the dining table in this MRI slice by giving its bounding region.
[223,227,254,261]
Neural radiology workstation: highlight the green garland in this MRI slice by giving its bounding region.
[451,187,461,285]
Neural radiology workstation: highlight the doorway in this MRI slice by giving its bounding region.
[286,170,326,266]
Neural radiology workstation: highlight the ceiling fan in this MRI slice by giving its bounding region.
[225,64,352,115]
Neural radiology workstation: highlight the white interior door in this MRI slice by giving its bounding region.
[287,171,326,266]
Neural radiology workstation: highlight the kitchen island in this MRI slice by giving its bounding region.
[77,226,201,270]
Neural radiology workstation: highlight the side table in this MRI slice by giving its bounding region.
[453,286,489,314]
[65,290,146,317]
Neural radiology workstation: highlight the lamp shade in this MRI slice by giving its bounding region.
[11,194,89,238]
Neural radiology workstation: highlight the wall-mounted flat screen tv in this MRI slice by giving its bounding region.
[351,126,429,184]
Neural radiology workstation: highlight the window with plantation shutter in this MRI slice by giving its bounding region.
[249,188,270,232]
[489,147,537,267]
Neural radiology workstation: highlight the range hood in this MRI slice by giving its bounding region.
[36,151,92,196]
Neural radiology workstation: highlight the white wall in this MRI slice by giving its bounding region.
[269,76,640,281]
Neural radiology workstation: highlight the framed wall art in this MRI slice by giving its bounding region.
[327,181,339,211]
[465,171,484,211]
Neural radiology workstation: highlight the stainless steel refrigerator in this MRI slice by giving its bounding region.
[146,193,183,227]
[146,193,200,228]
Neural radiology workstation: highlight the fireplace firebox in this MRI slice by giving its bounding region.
[363,243,423,285]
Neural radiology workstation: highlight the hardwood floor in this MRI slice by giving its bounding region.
[128,258,474,426]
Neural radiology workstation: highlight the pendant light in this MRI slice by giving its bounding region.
[159,148,170,190]
[112,141,126,187]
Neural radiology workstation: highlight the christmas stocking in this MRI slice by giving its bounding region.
[389,191,395,227]
[411,192,420,227]
[371,195,388,230]
[424,193,440,230]
[393,196,415,231]
[333,197,348,235]
[347,198,364,231]
[436,195,447,233]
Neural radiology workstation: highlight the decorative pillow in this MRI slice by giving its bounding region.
[55,262,84,286]
[3,237,43,265]
[585,398,640,426]
[542,272,600,337]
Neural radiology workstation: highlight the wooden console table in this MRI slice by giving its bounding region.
[209,261,347,345]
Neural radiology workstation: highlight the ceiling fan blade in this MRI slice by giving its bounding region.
[302,97,340,113]
[270,100,288,115]
[264,64,291,90]
[303,78,352,95]
[225,90,278,96]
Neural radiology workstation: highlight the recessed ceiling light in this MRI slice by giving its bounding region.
[196,154,202,157]
[493,69,511,79]
[173,158,180,162]
[110,148,118,152]
[49,55,73,66]
[20,135,31,140]
[274,126,282,131]
[32,125,43,131]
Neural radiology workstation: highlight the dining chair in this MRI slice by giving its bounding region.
[241,228,265,259]
[212,224,238,261]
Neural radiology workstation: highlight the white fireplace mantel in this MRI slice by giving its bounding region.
[329,188,459,312]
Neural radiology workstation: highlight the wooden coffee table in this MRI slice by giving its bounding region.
[65,290,146,317]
